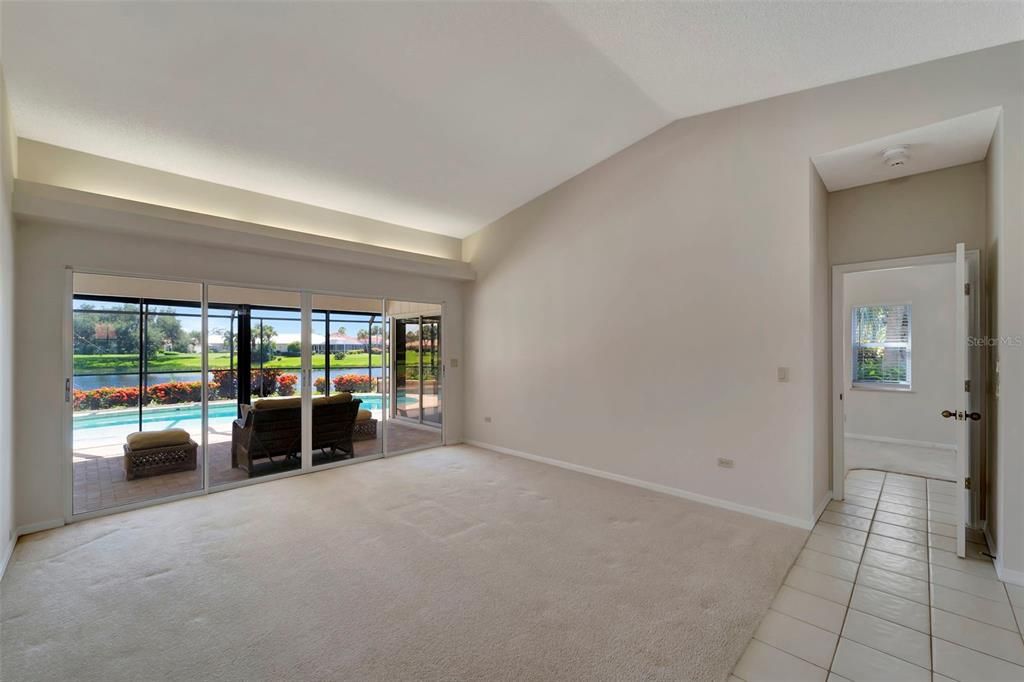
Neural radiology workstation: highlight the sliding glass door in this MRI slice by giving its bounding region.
[311,294,386,465]
[71,274,204,515]
[386,302,443,453]
[70,274,445,518]
[207,286,304,484]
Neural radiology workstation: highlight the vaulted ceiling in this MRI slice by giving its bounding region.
[3,1,1021,237]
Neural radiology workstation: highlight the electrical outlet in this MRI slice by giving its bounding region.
[450,358,459,368]
[483,416,492,423]
[717,457,735,469]
[777,366,789,382]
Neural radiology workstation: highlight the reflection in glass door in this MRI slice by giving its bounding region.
[71,274,204,515]
[387,302,443,454]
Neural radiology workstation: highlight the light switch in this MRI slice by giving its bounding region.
[777,366,789,382]
[450,358,459,368]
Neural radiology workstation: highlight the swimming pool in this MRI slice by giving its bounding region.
[73,394,394,431]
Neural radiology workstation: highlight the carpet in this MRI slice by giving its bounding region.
[1,445,805,681]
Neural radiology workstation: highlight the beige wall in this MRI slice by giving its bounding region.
[828,162,987,265]
[14,221,464,531]
[463,43,1023,536]
[1,69,16,570]
[810,167,831,511]
[17,140,462,261]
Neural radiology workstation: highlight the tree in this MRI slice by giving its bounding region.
[357,328,369,353]
[252,324,277,363]
[286,340,302,355]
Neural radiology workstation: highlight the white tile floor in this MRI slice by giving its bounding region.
[732,470,1024,682]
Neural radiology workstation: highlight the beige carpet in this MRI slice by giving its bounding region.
[1,445,805,681]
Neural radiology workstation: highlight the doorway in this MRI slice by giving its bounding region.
[832,247,983,556]
[387,302,444,453]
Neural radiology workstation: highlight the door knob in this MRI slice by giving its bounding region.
[941,410,957,419]
[968,412,982,421]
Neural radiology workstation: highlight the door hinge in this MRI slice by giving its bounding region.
[964,477,972,490]
[964,282,971,295]
[65,378,71,403]
[964,379,971,392]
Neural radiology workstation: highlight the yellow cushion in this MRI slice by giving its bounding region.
[357,409,372,422]
[253,396,302,411]
[314,392,352,405]
[126,428,191,450]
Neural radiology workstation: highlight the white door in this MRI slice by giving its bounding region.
[953,243,972,558]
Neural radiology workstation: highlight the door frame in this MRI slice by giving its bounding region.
[63,266,448,525]
[831,251,983,509]
[384,303,447,455]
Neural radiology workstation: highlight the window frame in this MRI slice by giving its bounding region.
[850,302,913,392]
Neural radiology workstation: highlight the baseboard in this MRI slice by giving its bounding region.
[0,535,15,582]
[844,433,957,451]
[814,490,834,523]
[996,561,1024,588]
[1,519,63,581]
[465,440,815,530]
[16,518,64,537]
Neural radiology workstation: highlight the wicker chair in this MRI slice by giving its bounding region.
[231,397,362,477]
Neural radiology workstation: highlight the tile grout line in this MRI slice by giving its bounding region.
[925,473,935,674]
[824,471,884,675]
[1007,584,1024,645]
[738,471,1018,680]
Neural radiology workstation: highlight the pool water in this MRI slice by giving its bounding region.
[74,394,392,431]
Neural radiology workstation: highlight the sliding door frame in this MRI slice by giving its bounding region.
[64,265,448,525]
[383,301,447,456]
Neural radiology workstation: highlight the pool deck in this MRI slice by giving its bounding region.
[72,419,442,515]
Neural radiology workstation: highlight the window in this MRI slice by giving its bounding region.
[852,304,911,389]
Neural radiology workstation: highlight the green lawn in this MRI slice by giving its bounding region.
[74,350,436,375]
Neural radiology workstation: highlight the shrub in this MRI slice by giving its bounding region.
[73,381,217,410]
[211,370,237,399]
[74,386,140,410]
[277,373,298,396]
[250,369,280,396]
[147,381,206,405]
[333,374,372,392]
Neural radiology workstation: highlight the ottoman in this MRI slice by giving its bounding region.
[353,409,378,441]
[123,428,198,480]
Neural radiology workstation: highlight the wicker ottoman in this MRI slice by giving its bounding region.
[123,429,198,480]
[353,417,378,441]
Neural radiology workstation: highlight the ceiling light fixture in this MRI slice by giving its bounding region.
[881,145,911,168]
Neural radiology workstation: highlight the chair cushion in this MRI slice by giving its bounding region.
[126,428,191,450]
[315,392,352,405]
[253,396,302,410]
[357,409,372,422]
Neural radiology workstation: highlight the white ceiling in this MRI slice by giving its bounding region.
[3,2,1021,238]
[812,107,1003,192]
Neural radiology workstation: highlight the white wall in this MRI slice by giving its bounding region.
[13,220,464,532]
[463,42,1023,534]
[0,68,17,573]
[842,264,957,446]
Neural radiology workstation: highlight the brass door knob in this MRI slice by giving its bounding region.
[941,410,957,419]
[968,412,982,421]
